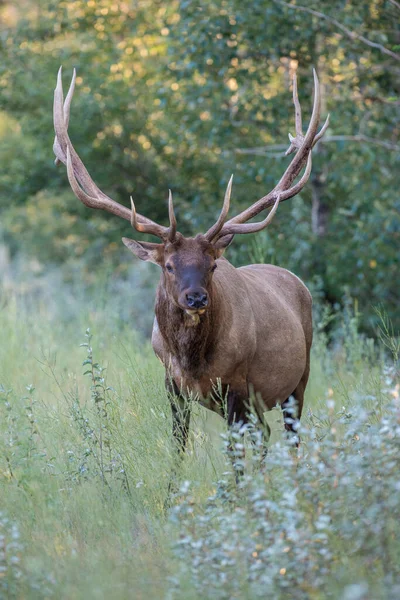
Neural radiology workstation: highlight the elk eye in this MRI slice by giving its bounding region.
[210,264,217,272]
[165,264,174,273]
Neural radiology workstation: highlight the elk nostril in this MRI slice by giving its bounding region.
[200,294,208,307]
[186,294,196,307]
[186,293,208,309]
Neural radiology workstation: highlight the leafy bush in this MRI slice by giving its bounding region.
[170,365,400,599]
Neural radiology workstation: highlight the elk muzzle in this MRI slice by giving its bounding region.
[178,287,209,315]
[186,291,208,310]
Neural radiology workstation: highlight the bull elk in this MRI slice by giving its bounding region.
[53,67,329,469]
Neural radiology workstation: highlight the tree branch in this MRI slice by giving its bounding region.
[388,0,400,10]
[364,95,400,106]
[236,134,400,155]
[273,0,400,62]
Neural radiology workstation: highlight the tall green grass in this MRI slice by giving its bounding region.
[0,275,398,599]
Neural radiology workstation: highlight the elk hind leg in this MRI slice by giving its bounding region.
[282,367,308,447]
[227,390,271,475]
[282,395,301,447]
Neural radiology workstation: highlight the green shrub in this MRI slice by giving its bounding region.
[170,363,400,599]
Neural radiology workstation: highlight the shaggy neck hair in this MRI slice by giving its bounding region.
[155,281,220,379]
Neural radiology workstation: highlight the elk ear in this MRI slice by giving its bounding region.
[122,238,164,265]
[213,234,234,258]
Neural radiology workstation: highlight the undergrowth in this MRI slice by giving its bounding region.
[0,281,398,599]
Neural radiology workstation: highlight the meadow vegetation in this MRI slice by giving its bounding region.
[0,265,399,599]
[0,1,399,598]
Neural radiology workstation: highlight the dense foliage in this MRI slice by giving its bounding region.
[0,273,399,598]
[0,0,399,332]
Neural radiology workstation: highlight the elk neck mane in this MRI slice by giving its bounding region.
[154,275,222,378]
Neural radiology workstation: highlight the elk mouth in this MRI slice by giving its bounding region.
[183,307,207,326]
[185,308,207,316]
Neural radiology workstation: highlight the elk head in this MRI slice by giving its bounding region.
[120,172,281,317]
[124,233,220,315]
[53,67,329,320]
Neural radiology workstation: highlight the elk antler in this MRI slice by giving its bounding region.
[205,69,329,241]
[130,189,177,242]
[53,67,175,241]
[204,175,233,242]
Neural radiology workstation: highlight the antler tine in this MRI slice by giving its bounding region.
[130,196,141,230]
[313,113,330,146]
[167,190,177,242]
[54,67,112,201]
[218,149,313,237]
[219,193,281,236]
[279,151,313,200]
[54,68,76,166]
[53,67,169,238]
[63,67,76,129]
[205,175,233,242]
[129,192,176,241]
[130,196,171,239]
[227,153,313,235]
[293,73,302,135]
[212,69,327,240]
[276,68,321,191]
[285,73,303,156]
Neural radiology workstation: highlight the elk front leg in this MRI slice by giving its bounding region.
[170,393,191,455]
[165,377,191,507]
[227,389,249,481]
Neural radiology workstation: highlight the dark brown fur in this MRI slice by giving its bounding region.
[155,285,218,379]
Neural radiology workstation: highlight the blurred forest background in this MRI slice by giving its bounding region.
[0,0,399,333]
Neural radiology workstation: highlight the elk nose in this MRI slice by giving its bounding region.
[186,292,208,309]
